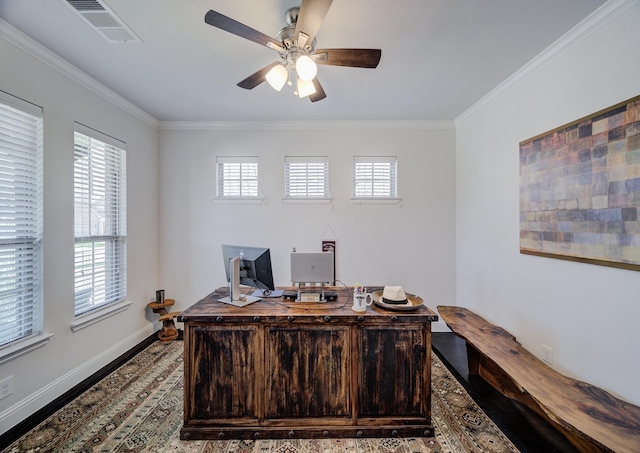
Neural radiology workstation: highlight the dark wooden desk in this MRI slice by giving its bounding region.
[178,286,438,440]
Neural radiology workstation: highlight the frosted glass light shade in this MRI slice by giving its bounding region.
[265,64,288,91]
[295,55,317,81]
[297,78,316,98]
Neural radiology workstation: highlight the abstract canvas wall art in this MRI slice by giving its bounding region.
[520,95,640,271]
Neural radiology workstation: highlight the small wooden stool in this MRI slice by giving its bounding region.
[147,298,180,342]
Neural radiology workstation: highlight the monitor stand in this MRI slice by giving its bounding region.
[219,257,260,307]
[295,283,328,303]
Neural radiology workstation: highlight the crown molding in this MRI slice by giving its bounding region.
[0,19,159,129]
[158,120,455,131]
[455,0,637,126]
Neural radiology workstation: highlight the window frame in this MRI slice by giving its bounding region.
[73,123,127,320]
[214,156,261,203]
[0,91,45,355]
[351,156,401,205]
[282,156,331,204]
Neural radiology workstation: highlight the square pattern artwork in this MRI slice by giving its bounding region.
[519,95,640,271]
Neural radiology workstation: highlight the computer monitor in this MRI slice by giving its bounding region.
[220,244,282,306]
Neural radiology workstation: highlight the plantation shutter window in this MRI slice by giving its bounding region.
[0,92,43,348]
[284,156,329,199]
[216,156,259,198]
[353,156,397,198]
[74,123,127,317]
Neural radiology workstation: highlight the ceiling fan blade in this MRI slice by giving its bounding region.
[205,10,284,51]
[237,62,281,90]
[309,78,327,102]
[294,0,333,46]
[314,48,381,68]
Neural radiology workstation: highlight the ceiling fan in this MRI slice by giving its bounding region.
[204,0,382,102]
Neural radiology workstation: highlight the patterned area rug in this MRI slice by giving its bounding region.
[3,341,519,453]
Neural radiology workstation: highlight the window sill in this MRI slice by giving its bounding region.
[281,197,332,205]
[71,300,132,332]
[212,197,263,205]
[351,197,402,205]
[0,332,55,366]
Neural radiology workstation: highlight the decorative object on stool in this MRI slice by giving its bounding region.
[147,293,180,342]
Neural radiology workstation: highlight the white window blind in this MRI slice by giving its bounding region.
[216,156,259,198]
[353,156,397,198]
[284,156,329,198]
[74,124,127,317]
[0,92,43,348]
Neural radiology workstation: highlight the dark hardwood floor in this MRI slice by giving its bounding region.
[432,332,579,453]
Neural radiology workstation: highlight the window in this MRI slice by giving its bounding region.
[74,124,126,317]
[216,156,259,198]
[284,156,329,199]
[0,92,43,348]
[353,156,398,199]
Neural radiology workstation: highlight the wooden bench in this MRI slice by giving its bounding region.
[438,305,640,453]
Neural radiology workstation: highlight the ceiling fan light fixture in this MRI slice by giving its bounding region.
[295,55,317,81]
[297,78,316,98]
[204,3,382,103]
[265,64,288,91]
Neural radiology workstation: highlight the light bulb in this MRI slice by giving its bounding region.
[297,78,316,98]
[265,64,287,91]
[295,55,317,82]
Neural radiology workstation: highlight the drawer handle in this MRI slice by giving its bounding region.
[357,316,365,322]
[218,432,225,439]
[288,430,295,438]
[356,430,363,438]
[253,316,261,322]
[253,432,261,439]
[323,316,331,322]
[322,430,330,437]
[391,315,398,322]
[288,316,295,322]
[391,429,399,437]
[215,316,223,322]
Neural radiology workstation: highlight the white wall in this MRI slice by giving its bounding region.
[158,123,456,327]
[456,0,640,405]
[0,30,159,432]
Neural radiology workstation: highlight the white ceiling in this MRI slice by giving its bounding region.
[0,0,604,122]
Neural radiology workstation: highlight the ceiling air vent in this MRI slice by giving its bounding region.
[64,0,141,43]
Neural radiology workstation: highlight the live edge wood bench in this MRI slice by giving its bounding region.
[438,306,640,453]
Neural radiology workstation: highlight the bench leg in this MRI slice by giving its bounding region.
[466,343,480,375]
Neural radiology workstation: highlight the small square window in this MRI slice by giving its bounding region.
[353,156,397,198]
[284,156,329,199]
[216,157,259,198]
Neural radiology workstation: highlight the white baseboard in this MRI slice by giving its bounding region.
[0,324,155,436]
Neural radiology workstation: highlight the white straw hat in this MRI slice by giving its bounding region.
[381,286,409,305]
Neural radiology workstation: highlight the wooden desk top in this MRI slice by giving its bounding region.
[178,286,438,323]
